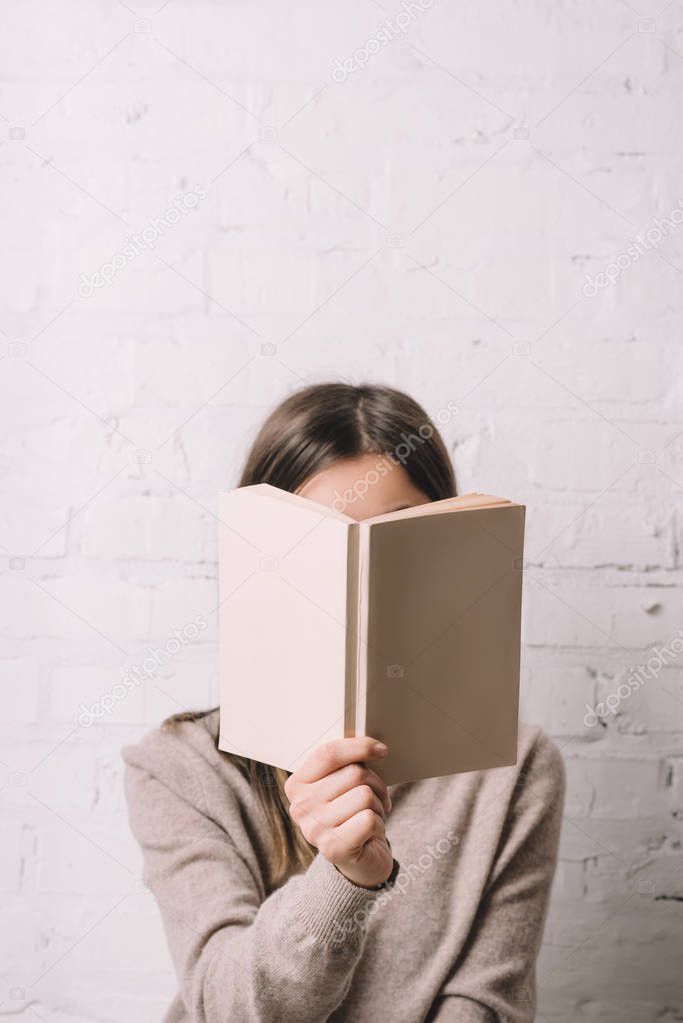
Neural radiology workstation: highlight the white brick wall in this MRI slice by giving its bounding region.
[1,2,682,1019]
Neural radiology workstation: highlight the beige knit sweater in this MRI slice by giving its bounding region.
[123,710,564,1023]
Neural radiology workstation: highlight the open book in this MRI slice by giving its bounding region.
[218,484,525,786]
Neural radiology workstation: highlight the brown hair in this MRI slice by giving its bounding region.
[166,383,456,888]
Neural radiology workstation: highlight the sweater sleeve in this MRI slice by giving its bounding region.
[123,734,384,1023]
[427,731,565,1023]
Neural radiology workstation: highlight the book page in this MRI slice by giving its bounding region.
[365,492,512,525]
[361,504,525,785]
[217,487,351,772]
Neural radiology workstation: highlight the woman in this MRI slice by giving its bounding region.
[123,382,564,1023]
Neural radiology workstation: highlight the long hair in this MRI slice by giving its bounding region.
[166,383,457,888]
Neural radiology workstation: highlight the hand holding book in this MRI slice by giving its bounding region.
[284,736,394,889]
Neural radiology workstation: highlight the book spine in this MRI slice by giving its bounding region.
[355,524,370,737]
[344,523,360,737]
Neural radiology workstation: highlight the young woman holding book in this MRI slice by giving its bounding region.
[124,382,564,1023]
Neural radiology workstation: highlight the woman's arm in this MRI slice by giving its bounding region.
[426,731,565,1023]
[124,733,394,1023]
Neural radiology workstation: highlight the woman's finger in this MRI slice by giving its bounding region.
[313,762,391,814]
[295,736,388,784]
[333,807,386,854]
[322,785,386,828]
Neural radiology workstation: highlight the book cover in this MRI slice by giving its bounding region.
[217,485,525,785]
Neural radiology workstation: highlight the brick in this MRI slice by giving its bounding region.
[0,658,41,722]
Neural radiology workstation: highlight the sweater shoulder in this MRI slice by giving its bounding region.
[121,708,240,806]
[516,721,565,793]
[491,722,566,837]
